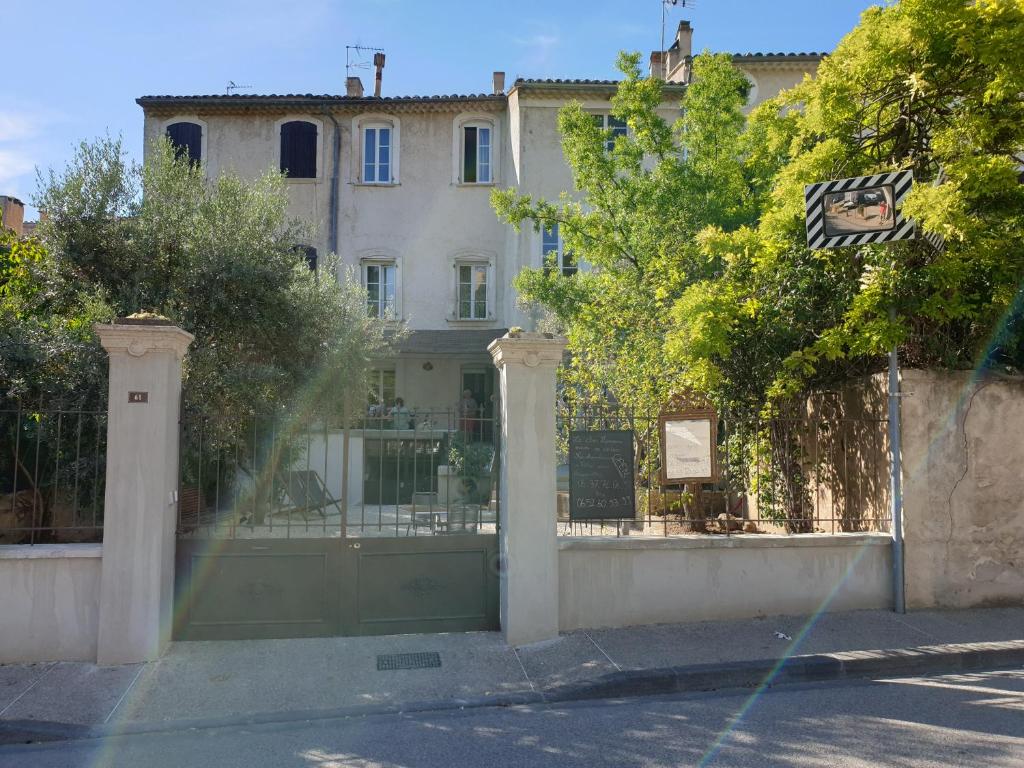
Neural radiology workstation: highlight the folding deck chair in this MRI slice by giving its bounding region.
[278,470,343,521]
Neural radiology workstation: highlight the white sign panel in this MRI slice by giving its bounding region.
[664,418,713,481]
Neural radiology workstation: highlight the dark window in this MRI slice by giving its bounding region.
[463,127,477,183]
[461,125,491,183]
[166,122,202,164]
[295,245,317,271]
[280,121,318,178]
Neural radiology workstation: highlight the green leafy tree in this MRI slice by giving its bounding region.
[667,0,1024,408]
[33,136,390,426]
[3,137,392,531]
[492,51,753,414]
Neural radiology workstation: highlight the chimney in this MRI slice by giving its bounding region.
[649,51,664,78]
[492,71,505,95]
[346,76,364,98]
[655,20,694,83]
[675,20,693,60]
[373,52,385,98]
[0,195,25,237]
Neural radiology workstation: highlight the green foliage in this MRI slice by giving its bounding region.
[492,51,754,413]
[1,213,113,406]
[496,1,1024,416]
[27,136,390,431]
[447,435,495,504]
[668,0,1024,409]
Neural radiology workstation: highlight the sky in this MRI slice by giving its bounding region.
[2,0,880,218]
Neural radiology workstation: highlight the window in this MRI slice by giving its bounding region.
[368,368,396,410]
[362,125,392,184]
[462,124,492,183]
[166,122,202,164]
[457,263,489,319]
[542,223,577,277]
[295,245,317,271]
[280,120,317,178]
[592,114,627,152]
[364,262,397,319]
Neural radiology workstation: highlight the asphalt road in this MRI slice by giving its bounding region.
[3,668,1022,768]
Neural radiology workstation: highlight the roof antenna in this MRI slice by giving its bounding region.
[346,45,385,79]
[226,80,252,95]
[661,0,695,78]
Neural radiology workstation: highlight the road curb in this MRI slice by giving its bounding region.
[543,639,1024,702]
[3,639,1022,749]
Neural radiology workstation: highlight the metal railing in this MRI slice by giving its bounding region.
[177,409,500,539]
[0,404,107,544]
[557,403,891,537]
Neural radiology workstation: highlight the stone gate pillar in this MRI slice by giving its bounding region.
[489,332,567,646]
[95,319,193,665]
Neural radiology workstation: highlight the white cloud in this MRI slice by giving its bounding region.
[0,110,50,203]
[0,150,35,187]
[0,112,37,143]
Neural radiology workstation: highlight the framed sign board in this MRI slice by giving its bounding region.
[804,170,915,250]
[569,430,635,520]
[660,408,718,484]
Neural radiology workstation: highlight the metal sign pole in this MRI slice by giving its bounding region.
[888,307,906,614]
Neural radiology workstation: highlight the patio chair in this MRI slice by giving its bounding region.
[278,470,342,521]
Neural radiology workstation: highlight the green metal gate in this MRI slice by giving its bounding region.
[173,411,500,641]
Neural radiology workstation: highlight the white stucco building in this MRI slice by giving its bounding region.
[137,22,821,415]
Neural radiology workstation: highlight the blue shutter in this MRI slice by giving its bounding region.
[166,122,202,164]
[280,121,317,178]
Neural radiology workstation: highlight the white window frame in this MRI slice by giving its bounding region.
[352,114,400,184]
[361,256,401,320]
[452,114,498,185]
[449,252,496,322]
[274,115,324,182]
[592,113,628,152]
[540,223,578,277]
[158,116,207,169]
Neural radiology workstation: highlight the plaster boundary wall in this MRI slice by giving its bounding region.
[0,544,103,663]
[558,533,892,631]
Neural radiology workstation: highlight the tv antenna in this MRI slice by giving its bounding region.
[661,0,696,78]
[346,45,385,78]
[226,80,252,95]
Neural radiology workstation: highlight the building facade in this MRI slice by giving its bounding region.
[137,22,821,415]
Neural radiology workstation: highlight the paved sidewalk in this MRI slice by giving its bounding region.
[1,607,1022,743]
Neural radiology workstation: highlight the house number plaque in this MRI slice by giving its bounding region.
[128,391,149,403]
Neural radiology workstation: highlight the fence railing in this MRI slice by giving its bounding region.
[557,404,891,537]
[0,405,107,544]
[177,409,500,539]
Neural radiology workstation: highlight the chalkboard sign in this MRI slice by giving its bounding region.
[569,430,636,520]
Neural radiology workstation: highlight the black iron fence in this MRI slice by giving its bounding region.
[177,409,500,539]
[0,404,107,544]
[557,403,891,537]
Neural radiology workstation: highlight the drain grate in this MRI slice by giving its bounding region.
[376,652,442,671]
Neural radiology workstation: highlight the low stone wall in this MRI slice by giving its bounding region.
[557,534,892,631]
[0,544,102,663]
[900,370,1024,609]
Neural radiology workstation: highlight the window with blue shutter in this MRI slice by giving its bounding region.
[461,124,492,183]
[166,122,202,164]
[294,245,317,271]
[280,121,318,178]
